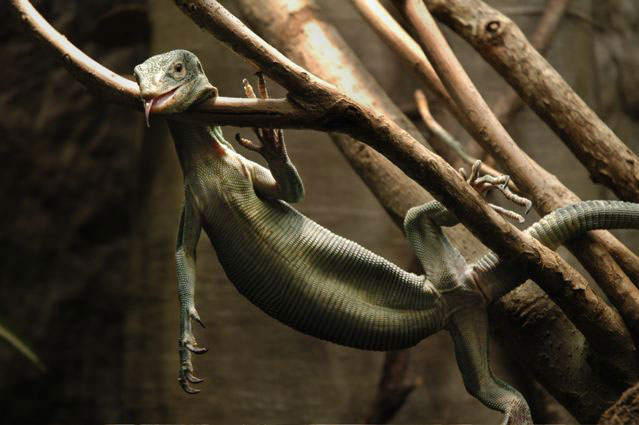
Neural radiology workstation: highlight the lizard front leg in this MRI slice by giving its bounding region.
[175,190,206,394]
[235,74,305,203]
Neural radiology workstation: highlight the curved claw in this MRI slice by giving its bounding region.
[186,342,208,355]
[179,377,201,394]
[190,309,205,328]
[235,133,261,152]
[186,370,204,384]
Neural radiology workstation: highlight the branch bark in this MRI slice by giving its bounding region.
[492,0,573,125]
[425,0,639,203]
[361,0,639,317]
[237,0,638,418]
[11,0,638,407]
[392,0,639,342]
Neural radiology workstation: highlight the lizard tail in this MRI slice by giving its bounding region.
[474,200,639,299]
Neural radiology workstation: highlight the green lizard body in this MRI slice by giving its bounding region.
[170,120,445,352]
[134,50,639,424]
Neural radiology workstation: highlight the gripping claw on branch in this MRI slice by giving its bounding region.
[461,160,532,223]
[237,74,287,162]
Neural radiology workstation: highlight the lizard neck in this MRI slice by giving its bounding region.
[167,120,228,175]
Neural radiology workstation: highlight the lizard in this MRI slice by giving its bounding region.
[134,49,639,424]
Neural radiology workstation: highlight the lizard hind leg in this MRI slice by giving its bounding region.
[447,303,532,425]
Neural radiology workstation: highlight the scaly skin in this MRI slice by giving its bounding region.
[134,50,639,424]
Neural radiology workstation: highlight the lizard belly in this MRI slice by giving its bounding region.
[203,192,445,350]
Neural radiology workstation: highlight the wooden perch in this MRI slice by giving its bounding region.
[360,0,639,292]
[492,0,573,125]
[392,0,639,341]
[10,0,638,387]
[425,0,639,203]
[393,0,637,380]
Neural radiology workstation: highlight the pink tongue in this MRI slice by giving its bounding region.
[144,98,154,127]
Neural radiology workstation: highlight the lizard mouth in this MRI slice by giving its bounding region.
[143,84,183,127]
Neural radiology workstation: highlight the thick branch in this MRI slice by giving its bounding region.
[393,0,639,342]
[363,0,639,304]
[12,0,637,387]
[425,0,639,203]
[492,0,572,125]
[393,0,637,380]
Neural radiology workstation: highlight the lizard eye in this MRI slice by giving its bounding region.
[172,62,186,79]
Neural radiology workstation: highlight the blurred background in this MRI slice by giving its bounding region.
[0,0,637,422]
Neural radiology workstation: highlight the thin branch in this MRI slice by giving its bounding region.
[425,0,639,203]
[12,0,637,386]
[351,0,450,108]
[8,0,329,129]
[393,0,636,381]
[392,0,639,341]
[236,0,638,417]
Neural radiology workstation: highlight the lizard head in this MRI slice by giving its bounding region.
[134,49,217,126]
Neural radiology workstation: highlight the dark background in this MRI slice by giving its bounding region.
[0,0,637,422]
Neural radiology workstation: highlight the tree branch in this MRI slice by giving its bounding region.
[393,0,639,342]
[393,0,637,381]
[492,0,573,125]
[11,0,637,393]
[237,0,639,418]
[359,0,639,307]
[425,0,639,203]
[7,0,331,129]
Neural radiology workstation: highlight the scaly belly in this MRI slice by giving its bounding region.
[203,195,445,350]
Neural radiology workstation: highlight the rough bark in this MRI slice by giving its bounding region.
[599,381,639,424]
[492,0,572,126]
[237,0,637,418]
[426,0,639,203]
[490,283,627,423]
[393,0,639,343]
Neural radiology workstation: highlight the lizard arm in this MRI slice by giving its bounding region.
[246,156,305,203]
[176,190,206,394]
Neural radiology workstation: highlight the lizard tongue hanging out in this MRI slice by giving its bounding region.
[143,98,153,127]
[142,85,187,127]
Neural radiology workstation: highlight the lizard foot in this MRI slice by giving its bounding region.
[178,306,207,394]
[178,338,207,394]
[178,357,205,394]
[460,160,532,223]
